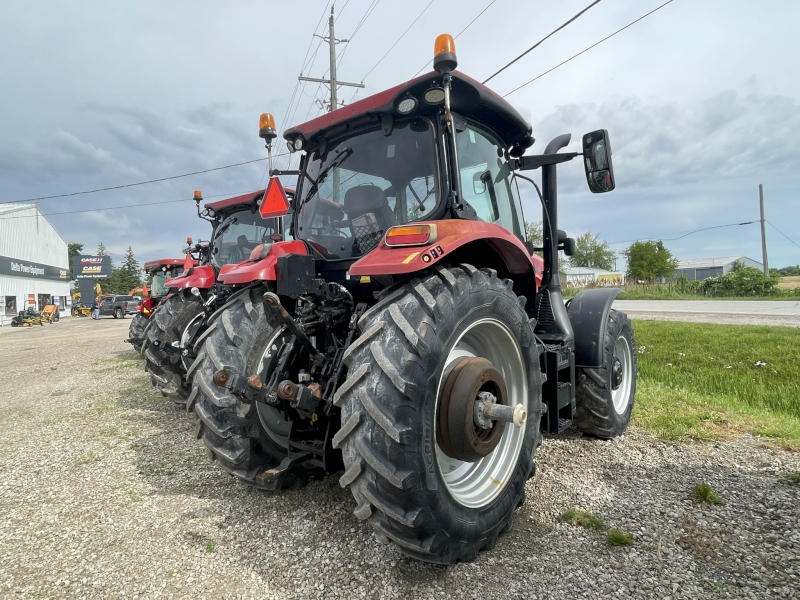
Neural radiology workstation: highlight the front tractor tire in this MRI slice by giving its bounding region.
[574,309,636,438]
[190,286,311,490]
[143,290,206,405]
[334,265,542,564]
[127,312,148,353]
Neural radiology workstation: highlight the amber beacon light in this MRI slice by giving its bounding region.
[433,34,457,74]
[259,112,277,141]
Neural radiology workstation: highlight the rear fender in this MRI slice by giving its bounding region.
[348,220,541,286]
[218,240,308,285]
[165,265,216,290]
[567,288,623,368]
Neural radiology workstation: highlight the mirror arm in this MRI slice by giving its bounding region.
[270,169,300,176]
[510,152,578,171]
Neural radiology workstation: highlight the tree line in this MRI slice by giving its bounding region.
[68,242,143,295]
[524,221,677,281]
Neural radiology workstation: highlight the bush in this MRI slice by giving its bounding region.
[699,262,779,297]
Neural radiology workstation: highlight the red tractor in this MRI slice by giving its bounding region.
[142,189,291,405]
[126,258,193,353]
[190,35,636,564]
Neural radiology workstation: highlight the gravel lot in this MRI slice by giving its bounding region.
[1,318,798,599]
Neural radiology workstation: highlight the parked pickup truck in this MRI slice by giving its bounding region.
[99,295,136,319]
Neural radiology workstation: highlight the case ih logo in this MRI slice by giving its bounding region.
[80,257,105,264]
[72,255,112,279]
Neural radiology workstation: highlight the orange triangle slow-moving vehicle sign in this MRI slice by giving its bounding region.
[260,177,290,219]
[183,252,193,271]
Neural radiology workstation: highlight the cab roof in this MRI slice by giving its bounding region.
[205,188,296,214]
[284,71,533,154]
[143,258,190,271]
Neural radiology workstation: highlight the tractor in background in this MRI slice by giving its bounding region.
[126,257,194,353]
[190,35,635,564]
[142,188,292,406]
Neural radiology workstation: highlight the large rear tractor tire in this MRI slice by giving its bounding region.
[334,265,543,564]
[127,312,149,353]
[190,285,313,489]
[574,309,636,438]
[143,290,206,405]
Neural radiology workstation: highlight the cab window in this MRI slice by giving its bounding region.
[456,123,524,241]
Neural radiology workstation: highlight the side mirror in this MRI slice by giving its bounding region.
[582,129,615,193]
[563,238,576,256]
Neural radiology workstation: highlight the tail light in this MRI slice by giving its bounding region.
[384,224,437,247]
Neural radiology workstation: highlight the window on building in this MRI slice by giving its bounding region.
[4,296,17,315]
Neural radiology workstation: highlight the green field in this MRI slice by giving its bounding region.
[631,320,800,449]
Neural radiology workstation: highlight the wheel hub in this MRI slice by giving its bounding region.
[437,357,508,462]
[611,357,623,390]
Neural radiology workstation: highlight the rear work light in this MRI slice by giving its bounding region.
[384,224,437,247]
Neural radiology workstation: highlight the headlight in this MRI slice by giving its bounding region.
[424,87,445,104]
[293,138,304,151]
[397,97,418,114]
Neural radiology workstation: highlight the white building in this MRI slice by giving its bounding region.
[563,266,625,287]
[673,256,763,281]
[0,204,71,326]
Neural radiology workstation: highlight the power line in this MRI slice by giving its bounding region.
[2,155,287,204]
[767,220,800,250]
[412,0,500,78]
[608,220,755,246]
[483,0,601,84]
[360,0,437,83]
[335,0,382,72]
[503,0,676,97]
[0,189,264,220]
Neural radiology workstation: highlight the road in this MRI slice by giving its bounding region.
[614,299,800,327]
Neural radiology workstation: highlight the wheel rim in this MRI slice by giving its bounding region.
[255,327,293,447]
[434,318,527,509]
[611,334,633,414]
[180,312,205,370]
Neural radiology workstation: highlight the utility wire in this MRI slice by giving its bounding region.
[412,0,500,78]
[360,0,437,83]
[2,155,288,205]
[504,0,676,97]
[767,220,800,250]
[483,0,601,84]
[608,220,755,246]
[0,190,265,220]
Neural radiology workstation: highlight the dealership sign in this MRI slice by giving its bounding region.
[72,255,112,279]
[0,255,69,281]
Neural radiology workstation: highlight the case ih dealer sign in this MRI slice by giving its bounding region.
[72,255,112,279]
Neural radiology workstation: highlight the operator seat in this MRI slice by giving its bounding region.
[343,184,398,254]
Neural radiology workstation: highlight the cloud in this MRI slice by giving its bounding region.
[532,87,800,191]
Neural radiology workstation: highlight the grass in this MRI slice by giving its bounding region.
[563,509,606,531]
[692,482,723,504]
[607,529,635,546]
[785,472,800,484]
[562,510,634,546]
[74,451,102,466]
[205,540,214,553]
[632,320,800,448]
[563,282,800,300]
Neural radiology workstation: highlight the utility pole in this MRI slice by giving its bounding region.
[759,184,769,275]
[298,5,364,113]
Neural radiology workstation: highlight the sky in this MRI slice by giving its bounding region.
[1,0,798,270]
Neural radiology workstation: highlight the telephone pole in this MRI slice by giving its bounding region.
[298,5,364,113]
[759,184,769,275]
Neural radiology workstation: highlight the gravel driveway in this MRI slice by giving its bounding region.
[0,318,797,599]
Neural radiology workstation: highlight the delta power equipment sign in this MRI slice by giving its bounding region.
[73,255,112,279]
[0,255,69,281]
